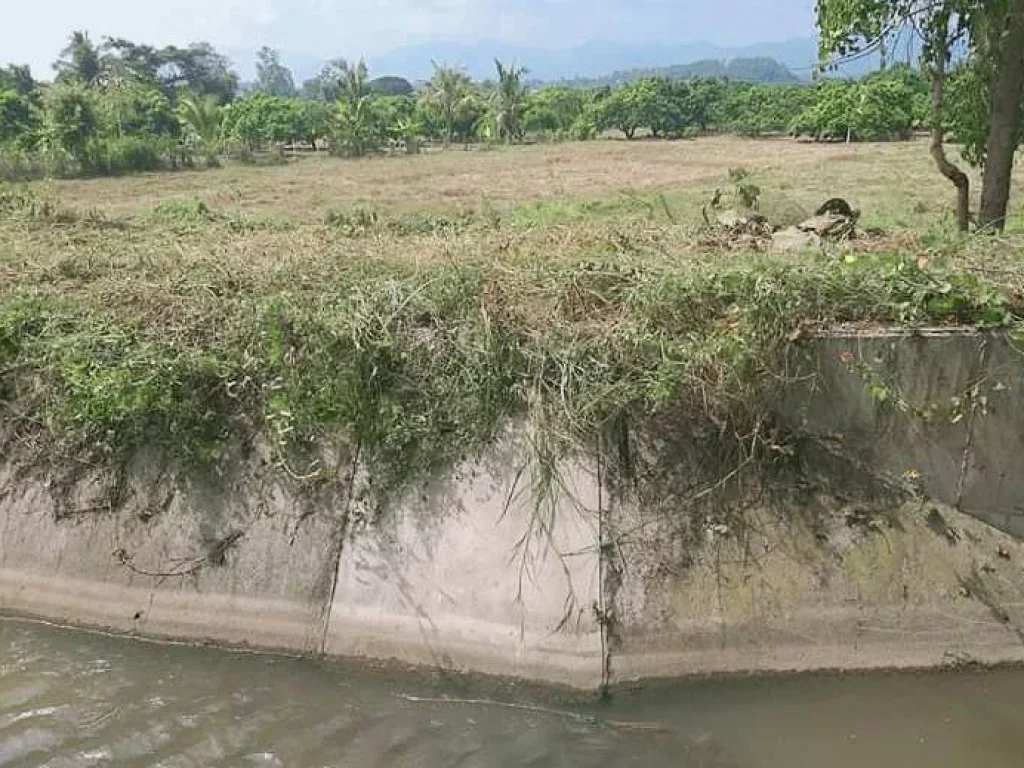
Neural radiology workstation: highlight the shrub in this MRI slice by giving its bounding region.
[0,144,80,181]
[86,135,173,175]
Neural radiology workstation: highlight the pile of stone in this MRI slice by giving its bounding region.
[703,194,862,253]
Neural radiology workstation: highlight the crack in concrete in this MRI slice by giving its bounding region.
[315,440,363,655]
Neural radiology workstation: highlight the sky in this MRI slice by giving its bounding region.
[2,0,817,76]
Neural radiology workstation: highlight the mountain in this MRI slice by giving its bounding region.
[224,37,890,89]
[366,38,822,83]
[564,57,802,87]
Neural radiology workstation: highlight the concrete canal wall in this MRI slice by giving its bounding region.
[3,331,1024,689]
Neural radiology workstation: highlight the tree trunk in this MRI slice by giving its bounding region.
[979,0,1024,231]
[929,55,971,232]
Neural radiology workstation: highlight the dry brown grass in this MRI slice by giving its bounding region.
[7,135,1024,292]
[30,136,937,223]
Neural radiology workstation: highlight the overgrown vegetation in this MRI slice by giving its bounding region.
[2,174,1022,508]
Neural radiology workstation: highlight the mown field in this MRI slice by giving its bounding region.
[3,136,1024,502]
[28,135,1020,229]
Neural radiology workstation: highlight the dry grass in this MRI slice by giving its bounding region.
[6,136,1024,296]
[28,136,952,223]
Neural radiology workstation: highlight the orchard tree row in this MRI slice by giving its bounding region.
[0,29,998,181]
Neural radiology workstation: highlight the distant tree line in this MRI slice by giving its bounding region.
[0,31,996,181]
[559,56,802,88]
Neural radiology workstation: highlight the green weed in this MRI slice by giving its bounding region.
[150,197,216,223]
[2,242,1021,506]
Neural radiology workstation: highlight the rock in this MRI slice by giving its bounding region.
[815,197,859,219]
[771,226,821,253]
[715,208,766,229]
[798,213,855,238]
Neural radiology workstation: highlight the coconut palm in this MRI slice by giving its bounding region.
[424,63,472,148]
[334,58,370,106]
[490,59,528,143]
[176,93,223,167]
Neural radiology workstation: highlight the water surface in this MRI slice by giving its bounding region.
[1,620,1022,767]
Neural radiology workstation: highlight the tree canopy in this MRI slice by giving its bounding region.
[254,47,297,98]
[816,0,1024,230]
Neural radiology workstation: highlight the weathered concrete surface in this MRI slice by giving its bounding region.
[790,331,1024,538]
[605,330,1024,684]
[325,442,603,688]
[0,447,342,654]
[2,332,1024,689]
[609,501,1024,683]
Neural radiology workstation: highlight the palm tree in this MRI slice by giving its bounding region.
[424,62,472,148]
[333,58,370,106]
[177,93,223,167]
[491,59,528,143]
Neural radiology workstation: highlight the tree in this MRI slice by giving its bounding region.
[423,63,473,147]
[301,66,342,102]
[490,59,528,142]
[99,81,177,139]
[335,58,370,105]
[789,78,914,141]
[976,0,1024,230]
[523,102,559,135]
[817,0,1024,231]
[690,77,726,132]
[100,37,163,83]
[452,92,487,145]
[254,47,296,98]
[177,93,223,165]
[299,100,332,150]
[639,78,697,138]
[593,82,645,139]
[0,90,39,146]
[370,76,414,96]
[221,94,299,152]
[54,31,102,85]
[43,83,97,158]
[0,65,35,97]
[160,43,239,103]
[333,97,383,157]
[791,81,858,140]
[855,76,914,138]
[524,86,590,137]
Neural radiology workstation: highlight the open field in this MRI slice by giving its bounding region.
[3,136,1024,497]
[30,137,871,220]
[29,135,1022,230]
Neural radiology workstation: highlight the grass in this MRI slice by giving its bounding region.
[3,136,1024,507]
[26,136,964,224]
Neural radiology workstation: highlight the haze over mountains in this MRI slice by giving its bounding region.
[227,36,890,86]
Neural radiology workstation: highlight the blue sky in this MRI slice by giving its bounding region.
[3,0,817,76]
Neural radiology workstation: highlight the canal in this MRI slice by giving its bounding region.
[2,619,1022,766]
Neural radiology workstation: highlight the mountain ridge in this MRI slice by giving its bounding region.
[227,36,887,86]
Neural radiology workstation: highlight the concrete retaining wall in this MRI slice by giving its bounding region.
[2,331,1024,689]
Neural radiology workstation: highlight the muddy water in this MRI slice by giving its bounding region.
[1,620,1023,767]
